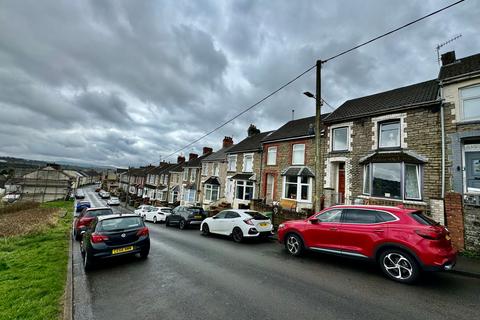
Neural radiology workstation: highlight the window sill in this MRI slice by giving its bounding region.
[357,195,426,206]
[456,119,480,126]
[329,150,349,155]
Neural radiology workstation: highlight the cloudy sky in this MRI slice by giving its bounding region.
[0,0,478,167]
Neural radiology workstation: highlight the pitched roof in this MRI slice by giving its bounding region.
[324,79,439,123]
[227,131,273,154]
[202,145,235,162]
[439,53,480,81]
[262,114,331,143]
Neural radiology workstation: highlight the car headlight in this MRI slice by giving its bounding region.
[278,224,285,229]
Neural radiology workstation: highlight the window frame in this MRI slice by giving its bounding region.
[243,153,254,172]
[332,126,349,152]
[378,120,401,149]
[460,84,480,121]
[292,144,305,165]
[282,175,312,202]
[213,163,220,176]
[267,146,277,165]
[235,180,255,201]
[204,184,220,202]
[183,169,188,181]
[190,169,196,182]
[227,155,237,172]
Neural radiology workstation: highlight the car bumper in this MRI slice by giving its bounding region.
[91,239,150,260]
[188,220,203,225]
[244,228,275,238]
[421,249,458,272]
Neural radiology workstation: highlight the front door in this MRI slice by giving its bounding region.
[266,174,274,204]
[465,151,480,192]
[337,163,345,204]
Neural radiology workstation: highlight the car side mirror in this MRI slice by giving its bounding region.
[309,218,319,224]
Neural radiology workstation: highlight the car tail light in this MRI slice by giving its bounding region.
[137,227,149,237]
[77,217,93,228]
[91,233,109,243]
[415,228,443,240]
[243,219,254,225]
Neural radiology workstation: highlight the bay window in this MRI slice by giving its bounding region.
[204,184,219,202]
[363,162,422,200]
[292,144,305,165]
[460,85,480,121]
[236,180,254,200]
[283,176,312,202]
[267,146,277,165]
[332,127,348,151]
[379,121,401,148]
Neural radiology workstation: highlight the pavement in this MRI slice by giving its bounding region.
[70,187,480,320]
[454,255,480,278]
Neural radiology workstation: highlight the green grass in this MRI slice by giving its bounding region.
[0,199,73,320]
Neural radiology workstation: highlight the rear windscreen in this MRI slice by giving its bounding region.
[97,217,143,231]
[246,211,269,220]
[85,209,113,217]
[411,211,439,226]
[187,208,204,214]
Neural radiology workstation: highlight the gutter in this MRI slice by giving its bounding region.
[440,70,480,85]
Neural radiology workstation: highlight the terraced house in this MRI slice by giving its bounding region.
[167,155,186,205]
[260,115,329,212]
[321,79,444,221]
[225,125,272,209]
[180,148,212,206]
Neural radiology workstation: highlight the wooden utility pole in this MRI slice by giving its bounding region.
[314,60,323,213]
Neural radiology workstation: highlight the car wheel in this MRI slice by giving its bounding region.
[232,227,243,243]
[179,219,186,230]
[74,230,82,241]
[165,218,170,227]
[379,249,420,284]
[139,248,150,259]
[285,233,303,256]
[201,223,210,236]
[83,250,94,271]
[153,216,157,224]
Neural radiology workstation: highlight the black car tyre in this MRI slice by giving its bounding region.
[153,216,157,224]
[83,250,94,271]
[179,219,186,230]
[139,248,150,259]
[379,249,420,284]
[232,227,244,243]
[285,233,304,256]
[74,230,82,241]
[201,223,210,236]
[165,218,170,227]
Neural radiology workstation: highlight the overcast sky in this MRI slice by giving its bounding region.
[0,0,478,168]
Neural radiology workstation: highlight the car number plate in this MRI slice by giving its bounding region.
[445,234,451,241]
[112,246,134,254]
[194,215,202,219]
[259,222,269,227]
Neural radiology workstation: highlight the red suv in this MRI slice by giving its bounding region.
[277,205,457,283]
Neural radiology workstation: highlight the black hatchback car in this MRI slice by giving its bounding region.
[80,214,150,271]
[166,206,206,229]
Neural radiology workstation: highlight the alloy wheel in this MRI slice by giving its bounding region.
[153,216,157,224]
[232,228,243,242]
[382,253,413,280]
[286,235,300,254]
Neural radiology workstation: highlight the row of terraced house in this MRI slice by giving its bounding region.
[117,51,480,252]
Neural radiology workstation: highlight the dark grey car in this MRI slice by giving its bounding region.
[166,206,206,229]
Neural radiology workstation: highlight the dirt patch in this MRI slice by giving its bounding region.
[0,207,60,237]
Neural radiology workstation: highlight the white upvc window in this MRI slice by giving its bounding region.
[267,146,277,165]
[213,163,220,176]
[236,180,254,200]
[163,174,168,185]
[183,169,189,181]
[243,153,254,172]
[379,120,401,148]
[190,169,196,182]
[292,144,305,165]
[204,184,219,202]
[183,189,196,202]
[283,176,312,202]
[332,127,349,152]
[460,85,480,121]
[227,155,237,171]
[202,163,207,176]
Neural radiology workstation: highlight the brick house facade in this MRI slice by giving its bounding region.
[321,79,445,221]
[180,148,213,206]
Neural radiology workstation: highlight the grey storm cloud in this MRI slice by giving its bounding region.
[0,0,479,167]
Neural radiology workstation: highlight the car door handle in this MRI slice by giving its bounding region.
[329,227,338,231]
[373,229,384,233]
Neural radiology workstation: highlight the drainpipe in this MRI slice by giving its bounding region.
[440,83,446,199]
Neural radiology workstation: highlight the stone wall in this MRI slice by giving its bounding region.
[464,205,480,252]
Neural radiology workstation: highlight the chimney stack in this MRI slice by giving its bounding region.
[223,136,234,148]
[202,147,213,155]
[188,153,198,161]
[177,155,185,164]
[441,51,456,66]
[247,124,260,137]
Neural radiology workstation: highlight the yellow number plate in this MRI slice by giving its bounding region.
[259,222,269,227]
[194,215,202,219]
[112,246,134,254]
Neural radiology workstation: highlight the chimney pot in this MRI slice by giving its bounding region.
[177,155,185,164]
[441,51,456,66]
[188,153,198,161]
[202,147,213,155]
[222,136,234,148]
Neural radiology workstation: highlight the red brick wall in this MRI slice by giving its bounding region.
[445,192,465,250]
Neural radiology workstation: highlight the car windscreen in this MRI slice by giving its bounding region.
[246,211,269,220]
[187,208,204,214]
[411,211,439,226]
[85,209,113,217]
[97,217,143,231]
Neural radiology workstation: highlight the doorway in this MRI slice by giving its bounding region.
[266,174,275,204]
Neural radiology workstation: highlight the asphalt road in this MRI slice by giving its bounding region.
[73,186,480,320]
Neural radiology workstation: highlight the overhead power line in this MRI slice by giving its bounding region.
[162,0,464,160]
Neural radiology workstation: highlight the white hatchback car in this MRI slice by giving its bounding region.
[134,205,155,216]
[107,197,120,206]
[143,207,172,224]
[200,209,273,242]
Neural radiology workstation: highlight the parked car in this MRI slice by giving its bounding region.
[2,193,20,203]
[75,200,91,213]
[277,205,457,284]
[143,207,172,224]
[107,197,120,206]
[134,205,155,216]
[73,207,114,241]
[99,191,110,199]
[166,206,206,229]
[95,187,101,192]
[201,209,273,242]
[75,189,85,199]
[80,214,150,271]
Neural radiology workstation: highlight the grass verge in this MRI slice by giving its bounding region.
[0,200,73,320]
